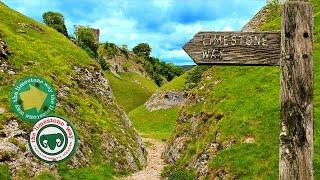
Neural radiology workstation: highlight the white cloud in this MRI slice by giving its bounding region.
[223,25,234,31]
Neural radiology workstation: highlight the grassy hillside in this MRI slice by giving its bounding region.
[128,69,195,140]
[128,67,209,141]
[163,0,320,179]
[105,72,158,113]
[129,105,179,140]
[0,2,145,179]
[159,72,188,92]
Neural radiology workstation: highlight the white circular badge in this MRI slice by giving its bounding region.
[29,116,78,163]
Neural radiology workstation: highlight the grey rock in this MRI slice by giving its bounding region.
[2,120,26,138]
[0,141,19,156]
[162,136,188,164]
[145,91,187,111]
[72,66,147,172]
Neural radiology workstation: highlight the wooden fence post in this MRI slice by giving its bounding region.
[280,0,313,179]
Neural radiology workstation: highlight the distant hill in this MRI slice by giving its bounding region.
[98,42,183,87]
[179,65,196,71]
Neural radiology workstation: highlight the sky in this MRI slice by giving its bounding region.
[2,0,266,65]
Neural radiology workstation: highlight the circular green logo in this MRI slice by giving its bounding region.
[10,76,56,123]
[29,116,78,163]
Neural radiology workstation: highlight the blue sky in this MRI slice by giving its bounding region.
[3,0,266,65]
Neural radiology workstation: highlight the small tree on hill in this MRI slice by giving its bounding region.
[75,26,98,57]
[133,43,151,57]
[42,11,68,37]
[104,42,118,58]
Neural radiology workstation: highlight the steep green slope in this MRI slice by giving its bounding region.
[105,72,158,113]
[163,1,320,179]
[159,72,188,92]
[0,2,145,179]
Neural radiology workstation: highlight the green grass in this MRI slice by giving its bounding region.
[0,164,11,180]
[0,2,144,179]
[58,164,114,180]
[33,171,56,180]
[165,0,320,179]
[129,105,179,140]
[159,72,188,91]
[105,72,158,113]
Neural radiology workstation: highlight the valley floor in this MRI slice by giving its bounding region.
[121,138,166,180]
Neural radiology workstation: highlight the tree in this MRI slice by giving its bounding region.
[133,43,151,57]
[75,26,98,57]
[42,11,68,37]
[104,42,118,58]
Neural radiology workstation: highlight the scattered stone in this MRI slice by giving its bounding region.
[17,22,44,33]
[0,141,19,157]
[0,38,12,59]
[8,70,15,75]
[26,61,35,66]
[244,136,256,144]
[58,85,70,99]
[134,79,141,85]
[2,120,26,138]
[145,91,187,111]
[162,136,189,164]
[0,37,14,73]
[0,107,5,114]
[73,66,113,103]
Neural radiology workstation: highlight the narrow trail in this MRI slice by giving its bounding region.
[124,138,167,180]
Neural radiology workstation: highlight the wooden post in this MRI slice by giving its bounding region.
[280,0,313,179]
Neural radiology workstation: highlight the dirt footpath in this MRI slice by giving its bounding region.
[124,138,167,180]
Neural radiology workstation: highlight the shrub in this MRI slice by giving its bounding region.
[98,58,110,71]
[42,11,68,37]
[154,73,163,86]
[122,62,130,72]
[185,65,211,89]
[133,43,151,57]
[168,169,195,180]
[82,44,97,58]
[120,46,129,59]
[75,26,98,57]
[104,42,117,58]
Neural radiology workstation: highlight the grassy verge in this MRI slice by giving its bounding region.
[0,164,10,180]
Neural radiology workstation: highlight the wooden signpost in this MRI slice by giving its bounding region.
[183,0,313,179]
[183,32,281,66]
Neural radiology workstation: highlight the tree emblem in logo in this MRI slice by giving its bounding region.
[11,76,56,123]
[29,116,78,163]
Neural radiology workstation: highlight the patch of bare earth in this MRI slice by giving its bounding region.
[121,138,166,180]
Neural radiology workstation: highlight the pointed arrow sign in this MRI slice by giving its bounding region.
[183,31,281,66]
[20,85,48,112]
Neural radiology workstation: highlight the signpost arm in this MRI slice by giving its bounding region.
[280,0,313,179]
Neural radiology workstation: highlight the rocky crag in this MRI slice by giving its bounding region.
[144,91,186,112]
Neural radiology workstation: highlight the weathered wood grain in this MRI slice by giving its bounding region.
[183,32,281,66]
[280,1,313,179]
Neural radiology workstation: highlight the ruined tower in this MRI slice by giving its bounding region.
[90,28,100,44]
